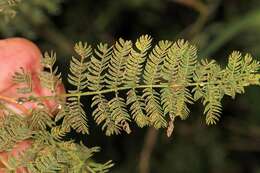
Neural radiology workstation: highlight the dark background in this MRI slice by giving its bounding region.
[1,0,260,173]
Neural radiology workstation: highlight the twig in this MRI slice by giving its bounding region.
[139,127,158,173]
[0,95,30,116]
[174,0,221,39]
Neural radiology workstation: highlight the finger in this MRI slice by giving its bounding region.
[0,38,64,172]
[0,38,64,114]
[0,38,42,94]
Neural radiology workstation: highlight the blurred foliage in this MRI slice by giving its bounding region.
[1,0,260,173]
[0,0,62,38]
[0,0,21,20]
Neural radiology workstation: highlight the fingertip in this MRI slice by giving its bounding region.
[0,37,41,57]
[0,37,42,67]
[0,37,42,93]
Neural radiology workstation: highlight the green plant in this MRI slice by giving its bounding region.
[0,34,259,172]
[49,35,260,136]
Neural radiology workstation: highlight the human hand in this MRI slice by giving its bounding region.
[0,38,64,172]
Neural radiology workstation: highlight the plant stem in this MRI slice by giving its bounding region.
[39,82,209,100]
[0,156,13,171]
[0,79,254,114]
[0,95,30,116]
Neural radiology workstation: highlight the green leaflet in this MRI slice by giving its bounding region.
[3,131,113,173]
[125,35,152,128]
[67,42,91,134]
[0,112,31,151]
[193,59,223,125]
[143,40,172,128]
[40,51,61,93]
[106,38,132,89]
[12,67,32,94]
[127,89,148,128]
[91,94,121,136]
[29,108,55,130]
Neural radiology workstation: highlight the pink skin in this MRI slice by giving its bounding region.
[0,38,64,114]
[0,38,64,172]
[0,141,31,173]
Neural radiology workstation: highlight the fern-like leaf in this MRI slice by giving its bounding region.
[193,59,223,124]
[203,90,222,125]
[12,67,32,94]
[68,42,91,90]
[87,43,122,135]
[108,96,131,134]
[143,88,166,128]
[0,113,31,151]
[67,97,89,134]
[39,51,61,93]
[7,35,260,140]
[91,94,121,136]
[223,51,243,98]
[88,43,111,91]
[126,89,148,127]
[101,38,133,133]
[29,151,63,173]
[51,125,70,140]
[124,35,152,127]
[67,42,92,134]
[106,38,132,88]
[171,40,197,119]
[125,35,152,86]
[143,40,172,128]
[223,52,260,98]
[29,108,55,130]
[38,36,260,134]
